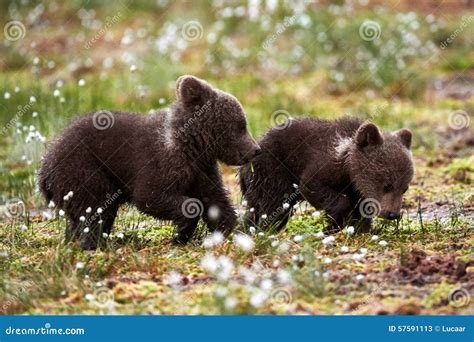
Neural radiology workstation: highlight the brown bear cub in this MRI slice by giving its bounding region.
[38,76,260,249]
[239,117,414,232]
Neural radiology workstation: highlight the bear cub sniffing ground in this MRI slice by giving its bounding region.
[38,75,260,249]
[239,117,414,232]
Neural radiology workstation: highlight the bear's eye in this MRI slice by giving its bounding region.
[383,184,394,193]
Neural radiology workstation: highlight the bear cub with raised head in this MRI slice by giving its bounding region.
[239,117,414,232]
[38,75,260,249]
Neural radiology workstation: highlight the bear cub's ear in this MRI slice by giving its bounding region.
[176,75,213,109]
[394,128,412,149]
[355,122,384,148]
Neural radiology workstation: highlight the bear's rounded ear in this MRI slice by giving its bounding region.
[355,122,383,148]
[394,128,412,149]
[176,75,212,108]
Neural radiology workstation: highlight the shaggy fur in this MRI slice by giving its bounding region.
[239,117,414,232]
[38,75,260,249]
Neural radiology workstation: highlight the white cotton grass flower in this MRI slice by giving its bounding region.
[58,209,65,216]
[249,226,256,234]
[340,246,349,253]
[4,92,11,99]
[203,231,224,248]
[14,86,20,93]
[233,233,254,252]
[323,257,332,264]
[214,287,228,298]
[292,183,298,189]
[282,203,290,209]
[98,219,103,224]
[249,207,255,213]
[261,214,268,220]
[312,211,321,218]
[21,224,28,232]
[29,96,36,103]
[260,278,273,291]
[371,235,379,241]
[75,262,85,269]
[83,227,90,233]
[102,233,108,239]
[356,274,365,282]
[48,200,55,208]
[258,232,264,237]
[130,64,137,72]
[224,297,237,310]
[32,111,38,117]
[79,216,86,222]
[345,226,355,235]
[86,207,92,213]
[273,259,280,267]
[159,98,166,105]
[216,255,234,282]
[84,293,94,301]
[277,269,292,285]
[352,253,364,261]
[201,253,218,273]
[250,290,267,308]
[78,79,86,87]
[314,231,325,238]
[117,232,124,239]
[293,235,303,242]
[322,236,335,246]
[359,248,368,255]
[379,240,388,247]
[97,208,103,214]
[241,200,248,207]
[53,89,60,97]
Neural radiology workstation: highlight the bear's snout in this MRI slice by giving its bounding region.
[380,211,401,220]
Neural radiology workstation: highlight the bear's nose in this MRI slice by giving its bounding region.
[387,212,400,220]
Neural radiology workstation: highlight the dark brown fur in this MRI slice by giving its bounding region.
[239,117,414,232]
[38,76,260,249]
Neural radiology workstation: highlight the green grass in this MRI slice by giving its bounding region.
[0,1,473,315]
